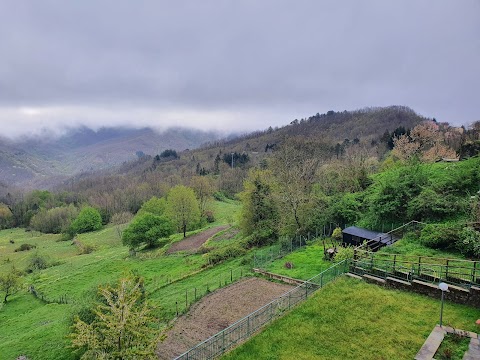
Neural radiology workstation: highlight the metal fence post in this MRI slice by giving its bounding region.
[473,261,478,284]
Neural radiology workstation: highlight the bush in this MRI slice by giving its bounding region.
[204,245,246,265]
[332,227,343,241]
[204,210,215,223]
[419,223,462,251]
[457,227,480,258]
[26,253,49,273]
[73,239,95,255]
[14,243,36,252]
[334,246,354,262]
[70,207,103,234]
[213,191,228,202]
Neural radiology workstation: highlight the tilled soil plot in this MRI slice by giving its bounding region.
[166,225,229,254]
[157,277,294,359]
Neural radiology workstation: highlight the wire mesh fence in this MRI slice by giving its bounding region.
[153,268,249,319]
[174,260,349,360]
[253,226,347,270]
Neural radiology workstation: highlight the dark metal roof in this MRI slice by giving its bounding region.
[342,226,388,240]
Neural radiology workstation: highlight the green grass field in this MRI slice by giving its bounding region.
[0,200,244,360]
[223,277,480,360]
[264,241,334,280]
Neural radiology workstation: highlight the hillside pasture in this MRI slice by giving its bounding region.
[0,200,249,360]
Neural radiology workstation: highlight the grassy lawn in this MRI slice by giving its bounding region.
[223,277,480,360]
[377,232,465,260]
[264,241,334,280]
[0,200,246,360]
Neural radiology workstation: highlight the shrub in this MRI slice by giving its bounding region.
[73,239,95,255]
[204,245,246,265]
[26,253,49,273]
[14,243,36,252]
[457,227,480,258]
[334,246,354,262]
[204,210,215,223]
[213,191,227,202]
[332,227,343,241]
[419,223,462,251]
[70,207,103,234]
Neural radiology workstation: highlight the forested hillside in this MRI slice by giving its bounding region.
[0,127,220,188]
[0,106,479,360]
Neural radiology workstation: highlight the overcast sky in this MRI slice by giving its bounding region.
[0,0,478,138]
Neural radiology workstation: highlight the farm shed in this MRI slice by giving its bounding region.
[342,226,392,248]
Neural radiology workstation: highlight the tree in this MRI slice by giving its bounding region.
[0,266,22,303]
[29,205,78,234]
[166,185,200,237]
[0,202,13,229]
[271,138,323,233]
[138,196,167,216]
[122,213,173,248]
[190,176,215,216]
[393,121,458,163]
[239,169,279,246]
[70,207,103,234]
[70,276,161,359]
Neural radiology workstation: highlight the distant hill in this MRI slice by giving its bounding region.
[81,105,428,181]
[0,127,221,188]
[0,106,430,190]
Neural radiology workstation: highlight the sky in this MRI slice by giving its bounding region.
[0,0,479,139]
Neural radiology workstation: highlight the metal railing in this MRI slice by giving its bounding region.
[174,260,349,360]
[354,220,425,252]
[350,254,480,289]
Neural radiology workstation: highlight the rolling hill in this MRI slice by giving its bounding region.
[0,127,221,188]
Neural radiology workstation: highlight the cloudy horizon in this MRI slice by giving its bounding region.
[0,0,479,139]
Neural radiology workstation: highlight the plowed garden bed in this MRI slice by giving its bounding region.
[157,277,294,359]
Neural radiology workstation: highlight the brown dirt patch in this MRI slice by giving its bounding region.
[157,277,294,359]
[166,225,229,254]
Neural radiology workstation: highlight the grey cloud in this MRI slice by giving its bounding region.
[0,0,478,137]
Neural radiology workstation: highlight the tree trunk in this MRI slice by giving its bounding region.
[183,224,187,238]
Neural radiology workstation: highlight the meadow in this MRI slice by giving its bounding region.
[0,200,243,360]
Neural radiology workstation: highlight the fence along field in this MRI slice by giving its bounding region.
[175,260,349,360]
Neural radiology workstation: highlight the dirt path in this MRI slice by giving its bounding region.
[166,225,229,254]
[157,277,294,359]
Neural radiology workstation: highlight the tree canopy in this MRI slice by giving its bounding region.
[122,213,173,248]
[70,207,103,234]
[166,185,200,238]
[70,276,161,359]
